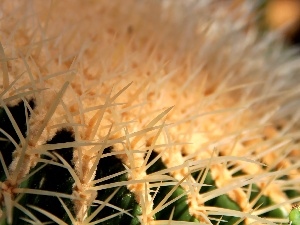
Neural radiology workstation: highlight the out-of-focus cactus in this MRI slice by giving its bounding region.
[0,1,300,224]
[258,0,300,45]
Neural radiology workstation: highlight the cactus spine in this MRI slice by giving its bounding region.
[0,1,300,224]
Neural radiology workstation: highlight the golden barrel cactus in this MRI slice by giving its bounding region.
[0,1,300,224]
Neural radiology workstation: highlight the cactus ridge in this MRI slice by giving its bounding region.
[0,1,300,225]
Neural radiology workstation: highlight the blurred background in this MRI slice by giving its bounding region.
[259,0,300,46]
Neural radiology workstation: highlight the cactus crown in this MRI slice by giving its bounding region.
[0,1,300,224]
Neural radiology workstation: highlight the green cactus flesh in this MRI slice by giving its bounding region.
[289,206,300,225]
[1,1,300,225]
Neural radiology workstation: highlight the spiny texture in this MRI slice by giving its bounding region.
[0,1,300,225]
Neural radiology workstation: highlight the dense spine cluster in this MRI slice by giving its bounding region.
[0,1,300,224]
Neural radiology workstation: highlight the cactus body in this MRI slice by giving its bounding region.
[0,1,300,225]
[289,206,300,225]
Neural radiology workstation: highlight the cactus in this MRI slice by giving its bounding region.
[289,205,300,225]
[0,0,300,224]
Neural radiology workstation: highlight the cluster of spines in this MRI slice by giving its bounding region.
[0,98,299,225]
[1,1,300,225]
